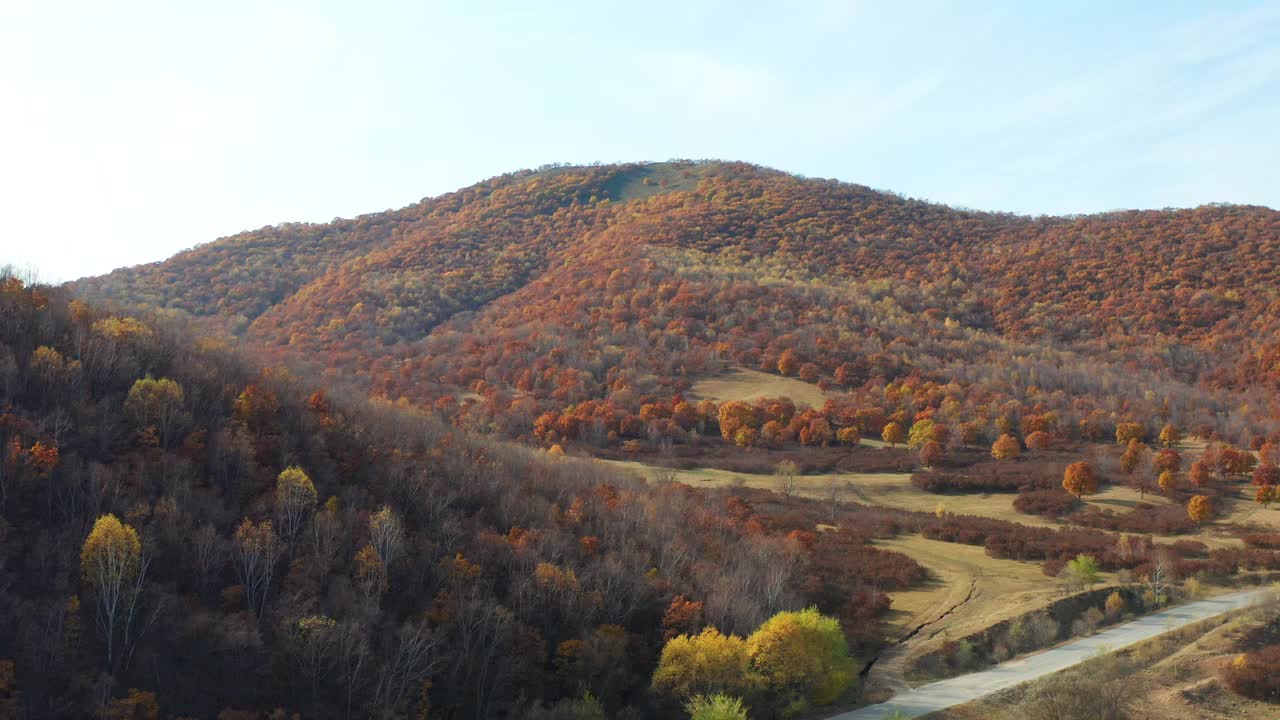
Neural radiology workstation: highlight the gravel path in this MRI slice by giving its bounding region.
[829,587,1269,719]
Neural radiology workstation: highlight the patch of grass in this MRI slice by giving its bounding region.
[603,457,1081,663]
[872,536,1082,650]
[689,366,829,409]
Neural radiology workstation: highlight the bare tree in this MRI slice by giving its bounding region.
[774,460,799,498]
[827,479,844,524]
[121,551,162,671]
[335,620,369,719]
[233,518,282,616]
[311,506,343,581]
[373,620,440,719]
[191,523,223,598]
[1146,553,1172,606]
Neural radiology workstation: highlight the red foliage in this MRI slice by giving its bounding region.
[1013,489,1081,518]
[1253,464,1280,487]
[1222,645,1280,702]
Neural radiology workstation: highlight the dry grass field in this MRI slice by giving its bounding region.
[600,418,1272,699]
[689,366,830,408]
[601,458,1098,674]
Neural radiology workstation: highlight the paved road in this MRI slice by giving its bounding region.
[830,587,1271,719]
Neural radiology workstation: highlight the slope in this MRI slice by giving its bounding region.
[69,161,1280,454]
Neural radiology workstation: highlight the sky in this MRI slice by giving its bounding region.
[2,1,1279,282]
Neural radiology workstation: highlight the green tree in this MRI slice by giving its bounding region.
[549,692,605,720]
[685,693,749,720]
[1060,554,1102,592]
[745,607,856,708]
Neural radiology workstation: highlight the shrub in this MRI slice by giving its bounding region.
[1105,591,1125,617]
[1243,534,1280,550]
[548,693,606,720]
[1068,503,1197,535]
[684,694,748,720]
[1169,539,1209,557]
[1221,645,1280,702]
[912,461,1062,494]
[1015,488,1081,518]
[1021,657,1132,720]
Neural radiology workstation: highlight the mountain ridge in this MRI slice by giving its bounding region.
[71,160,1280,450]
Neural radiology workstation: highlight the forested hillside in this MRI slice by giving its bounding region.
[0,273,938,717]
[17,159,1280,717]
[73,161,1280,455]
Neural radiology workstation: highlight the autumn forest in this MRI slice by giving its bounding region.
[5,160,1280,719]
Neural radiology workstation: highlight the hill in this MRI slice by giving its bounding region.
[16,156,1280,717]
[3,273,938,717]
[72,161,1280,454]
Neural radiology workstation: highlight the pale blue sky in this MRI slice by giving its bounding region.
[2,1,1279,281]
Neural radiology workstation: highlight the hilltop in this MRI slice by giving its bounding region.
[72,161,1280,453]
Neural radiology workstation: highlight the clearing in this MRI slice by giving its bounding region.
[689,366,829,408]
[602,459,1078,668]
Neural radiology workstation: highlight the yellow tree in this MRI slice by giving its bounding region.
[746,607,856,707]
[1187,495,1213,525]
[276,466,317,553]
[124,376,188,447]
[907,419,935,449]
[652,627,757,702]
[1159,423,1182,447]
[1104,591,1126,617]
[234,518,282,616]
[81,514,142,665]
[881,422,905,447]
[1116,422,1145,445]
[1157,470,1176,494]
[991,434,1021,461]
[718,402,758,443]
[369,506,404,567]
